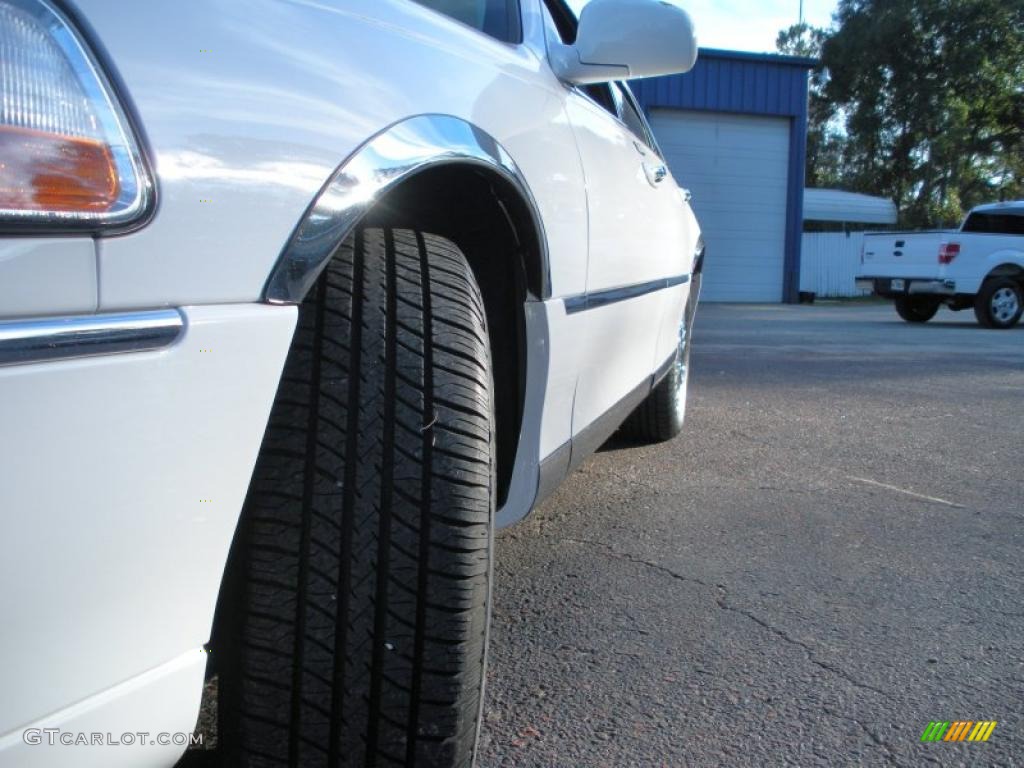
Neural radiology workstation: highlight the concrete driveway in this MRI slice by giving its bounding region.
[478,303,1023,767]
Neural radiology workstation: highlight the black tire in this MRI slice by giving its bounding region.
[973,277,1023,329]
[620,274,699,443]
[219,228,494,767]
[893,295,940,324]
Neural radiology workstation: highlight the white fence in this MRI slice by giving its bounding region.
[800,232,872,298]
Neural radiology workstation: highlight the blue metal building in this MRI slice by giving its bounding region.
[634,49,816,303]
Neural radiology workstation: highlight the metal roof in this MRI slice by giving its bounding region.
[803,189,898,224]
[633,50,813,118]
[698,48,818,69]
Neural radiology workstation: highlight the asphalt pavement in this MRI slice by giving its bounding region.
[477,302,1023,767]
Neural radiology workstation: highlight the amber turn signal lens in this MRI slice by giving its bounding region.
[0,125,120,213]
[0,0,150,227]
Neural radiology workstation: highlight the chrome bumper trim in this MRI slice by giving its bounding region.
[908,280,956,295]
[857,278,957,295]
[0,309,183,367]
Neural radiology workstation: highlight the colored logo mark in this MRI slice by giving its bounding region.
[921,721,997,742]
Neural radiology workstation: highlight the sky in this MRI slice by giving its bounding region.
[569,0,839,54]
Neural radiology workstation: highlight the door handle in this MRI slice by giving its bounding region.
[644,162,668,186]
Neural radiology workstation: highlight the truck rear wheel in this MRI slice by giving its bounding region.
[219,228,494,767]
[974,278,1023,329]
[894,295,940,324]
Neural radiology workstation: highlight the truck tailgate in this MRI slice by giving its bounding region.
[861,231,952,277]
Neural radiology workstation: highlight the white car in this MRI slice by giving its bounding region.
[857,202,1024,329]
[0,1,703,766]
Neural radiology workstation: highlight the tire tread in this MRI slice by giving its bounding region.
[220,228,493,768]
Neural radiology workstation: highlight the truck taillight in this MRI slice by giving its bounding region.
[939,243,960,265]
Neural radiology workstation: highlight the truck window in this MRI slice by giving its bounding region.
[962,211,1024,235]
[414,0,521,43]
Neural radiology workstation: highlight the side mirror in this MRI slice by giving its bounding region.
[550,0,698,85]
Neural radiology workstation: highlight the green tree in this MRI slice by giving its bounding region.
[777,23,845,188]
[782,0,1024,227]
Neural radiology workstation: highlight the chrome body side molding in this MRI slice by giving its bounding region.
[563,273,690,314]
[263,114,551,304]
[0,310,183,366]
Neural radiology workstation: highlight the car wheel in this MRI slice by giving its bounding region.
[620,275,699,443]
[974,278,1023,329]
[894,295,940,323]
[220,228,494,767]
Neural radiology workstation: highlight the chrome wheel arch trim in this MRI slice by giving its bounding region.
[0,309,183,367]
[263,114,552,304]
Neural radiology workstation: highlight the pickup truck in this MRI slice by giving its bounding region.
[857,202,1024,329]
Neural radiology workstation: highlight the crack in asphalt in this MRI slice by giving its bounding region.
[723,605,889,698]
[561,537,898,755]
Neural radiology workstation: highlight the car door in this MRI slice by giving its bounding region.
[610,82,700,382]
[563,82,692,432]
[540,0,692,435]
[569,82,685,291]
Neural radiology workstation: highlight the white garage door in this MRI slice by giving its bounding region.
[650,110,790,302]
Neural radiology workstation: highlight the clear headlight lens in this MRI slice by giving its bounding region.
[0,0,151,229]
